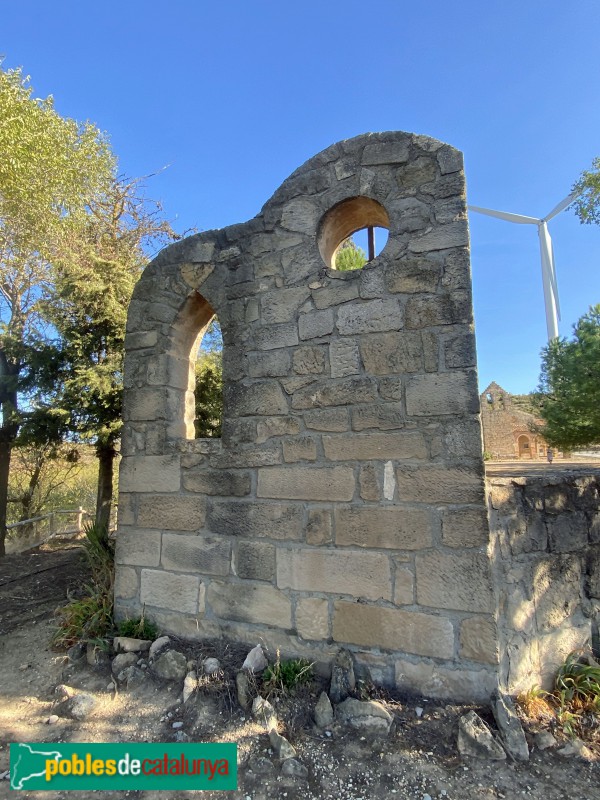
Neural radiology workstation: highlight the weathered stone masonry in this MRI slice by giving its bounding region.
[116,131,499,700]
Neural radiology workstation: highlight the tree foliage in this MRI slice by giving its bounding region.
[573,157,600,225]
[536,305,600,449]
[36,175,180,527]
[0,64,114,555]
[8,444,93,525]
[0,65,113,260]
[335,237,367,271]
[194,319,223,438]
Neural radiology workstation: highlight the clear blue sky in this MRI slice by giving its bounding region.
[3,1,599,394]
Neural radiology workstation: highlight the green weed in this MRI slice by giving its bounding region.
[117,610,158,641]
[262,650,313,696]
[518,650,600,740]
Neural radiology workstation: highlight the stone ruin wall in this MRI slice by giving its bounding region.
[115,131,499,701]
[489,473,600,694]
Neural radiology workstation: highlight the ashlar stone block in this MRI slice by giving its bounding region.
[360,332,423,375]
[182,468,251,496]
[114,566,139,600]
[335,506,432,550]
[295,597,329,640]
[304,408,349,432]
[277,547,392,601]
[120,456,180,493]
[359,464,380,501]
[405,371,479,416]
[254,323,299,350]
[336,298,403,335]
[292,377,377,410]
[256,416,301,443]
[292,346,327,375]
[408,221,468,253]
[235,540,276,582]
[141,569,201,614]
[116,529,161,567]
[333,601,454,659]
[299,309,334,340]
[385,258,441,294]
[351,403,404,431]
[442,507,490,548]
[323,431,427,462]
[207,500,304,541]
[225,381,289,417]
[207,581,292,628]
[394,567,414,605]
[306,509,333,545]
[397,466,485,505]
[283,436,318,462]
[395,657,496,702]
[248,349,291,378]
[460,617,498,664]
[416,551,494,613]
[137,494,206,531]
[261,287,310,323]
[329,338,360,378]
[161,534,231,576]
[257,466,355,502]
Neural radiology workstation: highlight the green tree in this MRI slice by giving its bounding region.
[335,237,367,271]
[0,65,114,556]
[7,443,87,525]
[194,319,223,438]
[536,304,600,449]
[38,176,179,528]
[573,157,600,225]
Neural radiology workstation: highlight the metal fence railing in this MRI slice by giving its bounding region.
[6,508,91,555]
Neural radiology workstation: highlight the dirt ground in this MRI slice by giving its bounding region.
[0,540,599,800]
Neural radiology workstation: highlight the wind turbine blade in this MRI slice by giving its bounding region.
[468,205,540,225]
[548,237,561,321]
[537,222,560,340]
[544,191,579,222]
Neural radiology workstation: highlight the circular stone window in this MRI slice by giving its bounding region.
[318,196,390,270]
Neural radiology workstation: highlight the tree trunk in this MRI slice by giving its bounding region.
[95,443,116,530]
[0,353,20,558]
[0,440,11,557]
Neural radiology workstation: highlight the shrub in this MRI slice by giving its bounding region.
[52,522,115,648]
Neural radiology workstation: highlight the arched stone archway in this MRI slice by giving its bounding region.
[518,434,532,458]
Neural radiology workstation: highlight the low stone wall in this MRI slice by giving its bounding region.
[488,471,600,694]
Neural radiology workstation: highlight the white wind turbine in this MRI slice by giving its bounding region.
[469,192,578,341]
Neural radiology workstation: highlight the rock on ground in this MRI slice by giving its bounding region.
[335,698,393,735]
[111,652,138,676]
[457,710,506,760]
[269,730,297,760]
[152,649,187,681]
[329,648,355,703]
[64,693,97,720]
[491,690,529,761]
[149,636,171,660]
[112,637,151,653]
[252,696,277,730]
[314,691,334,728]
[242,644,267,673]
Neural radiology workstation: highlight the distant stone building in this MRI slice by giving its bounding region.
[480,382,551,460]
